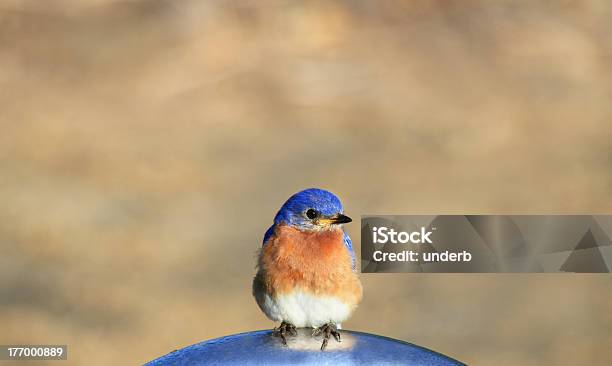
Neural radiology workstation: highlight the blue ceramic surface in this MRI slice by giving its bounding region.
[145,329,465,366]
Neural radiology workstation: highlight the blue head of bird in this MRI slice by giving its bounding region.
[273,188,352,231]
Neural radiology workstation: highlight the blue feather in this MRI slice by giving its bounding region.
[263,224,275,245]
[273,188,344,230]
[343,231,356,270]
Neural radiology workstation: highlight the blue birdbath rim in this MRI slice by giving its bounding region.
[145,328,466,366]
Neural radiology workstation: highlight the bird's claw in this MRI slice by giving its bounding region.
[312,323,341,350]
[272,321,297,345]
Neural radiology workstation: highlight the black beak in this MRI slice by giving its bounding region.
[331,214,352,224]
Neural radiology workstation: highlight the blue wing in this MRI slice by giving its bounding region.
[262,224,275,246]
[343,231,357,270]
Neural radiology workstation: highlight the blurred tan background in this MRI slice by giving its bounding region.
[1,0,612,365]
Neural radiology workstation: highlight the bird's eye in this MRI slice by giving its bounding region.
[305,209,319,220]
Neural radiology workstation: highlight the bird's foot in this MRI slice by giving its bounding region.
[272,321,297,346]
[312,323,341,351]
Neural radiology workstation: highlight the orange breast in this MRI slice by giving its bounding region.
[259,225,362,307]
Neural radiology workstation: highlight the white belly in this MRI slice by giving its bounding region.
[258,289,351,328]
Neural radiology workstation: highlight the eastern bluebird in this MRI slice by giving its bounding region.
[252,188,363,350]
